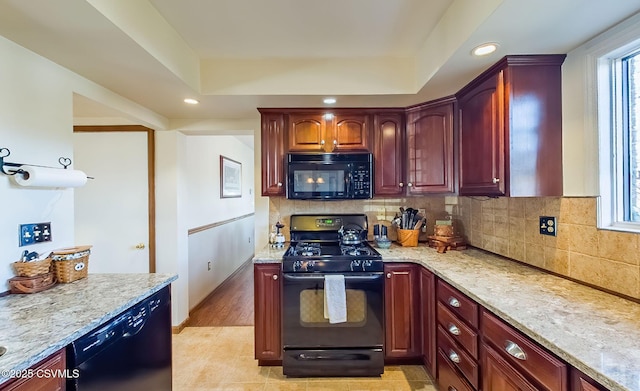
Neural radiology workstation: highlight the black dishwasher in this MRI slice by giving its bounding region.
[67,286,172,391]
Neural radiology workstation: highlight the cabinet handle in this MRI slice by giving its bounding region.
[272,274,279,280]
[386,273,392,279]
[407,182,413,187]
[399,182,404,188]
[277,182,283,187]
[448,297,461,308]
[492,177,500,184]
[448,387,458,391]
[504,340,527,360]
[448,350,461,364]
[447,323,461,336]
[321,140,325,145]
[333,139,337,145]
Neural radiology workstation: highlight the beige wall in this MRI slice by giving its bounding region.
[457,196,640,300]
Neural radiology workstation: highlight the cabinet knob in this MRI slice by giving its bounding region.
[272,274,279,280]
[277,182,283,187]
[447,323,461,336]
[448,350,461,364]
[407,182,413,187]
[492,177,500,184]
[448,297,461,308]
[399,182,404,188]
[333,139,337,145]
[386,273,392,279]
[504,340,527,360]
[320,139,326,145]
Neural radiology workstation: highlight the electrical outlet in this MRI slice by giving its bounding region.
[539,216,557,236]
[376,207,386,221]
[19,222,52,246]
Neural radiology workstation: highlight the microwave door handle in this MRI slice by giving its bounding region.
[346,171,353,197]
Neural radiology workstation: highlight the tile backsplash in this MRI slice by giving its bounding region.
[457,196,640,300]
[268,196,640,300]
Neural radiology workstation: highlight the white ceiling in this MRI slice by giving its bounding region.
[0,0,639,123]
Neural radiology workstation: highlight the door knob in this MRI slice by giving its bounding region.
[135,243,146,250]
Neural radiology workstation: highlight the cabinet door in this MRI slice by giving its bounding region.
[288,113,326,151]
[570,367,607,391]
[458,71,505,196]
[332,113,370,151]
[384,263,420,358]
[261,113,286,196]
[254,264,282,361]
[420,267,436,376]
[0,349,66,391]
[373,113,404,195]
[406,101,455,194]
[482,344,538,391]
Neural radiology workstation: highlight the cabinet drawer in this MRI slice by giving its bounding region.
[437,326,479,390]
[437,302,478,359]
[437,280,478,328]
[437,349,474,391]
[481,310,567,391]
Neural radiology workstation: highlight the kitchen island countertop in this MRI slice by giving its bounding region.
[253,243,640,391]
[0,273,177,385]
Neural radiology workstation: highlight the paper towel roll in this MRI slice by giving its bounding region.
[13,165,88,188]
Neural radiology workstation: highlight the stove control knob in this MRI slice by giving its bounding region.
[305,261,315,272]
[293,261,303,272]
[362,260,373,271]
[350,260,362,271]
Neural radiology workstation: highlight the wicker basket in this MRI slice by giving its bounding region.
[51,245,91,283]
[12,257,52,277]
[396,229,419,247]
[434,224,454,237]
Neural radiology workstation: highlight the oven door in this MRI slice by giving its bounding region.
[282,272,384,349]
[287,162,351,199]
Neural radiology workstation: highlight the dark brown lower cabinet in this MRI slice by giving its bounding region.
[570,367,607,391]
[0,349,66,391]
[437,348,474,391]
[253,263,282,363]
[420,267,436,375]
[482,343,538,391]
[384,263,420,359]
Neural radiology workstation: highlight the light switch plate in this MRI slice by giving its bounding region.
[19,222,52,246]
[539,216,557,236]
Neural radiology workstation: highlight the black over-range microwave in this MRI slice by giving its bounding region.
[286,152,373,200]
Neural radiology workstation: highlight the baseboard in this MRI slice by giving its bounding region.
[172,316,190,334]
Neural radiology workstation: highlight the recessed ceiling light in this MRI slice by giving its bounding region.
[184,98,199,105]
[472,43,499,57]
[323,97,337,104]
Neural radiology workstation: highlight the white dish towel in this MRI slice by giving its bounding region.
[324,274,347,324]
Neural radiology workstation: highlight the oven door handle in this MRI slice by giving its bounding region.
[283,273,382,282]
[295,353,372,361]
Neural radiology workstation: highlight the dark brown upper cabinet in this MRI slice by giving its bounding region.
[288,111,370,153]
[457,54,566,197]
[406,97,456,195]
[373,111,405,196]
[258,111,286,196]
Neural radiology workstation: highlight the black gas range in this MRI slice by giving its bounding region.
[281,214,384,378]
[282,214,383,273]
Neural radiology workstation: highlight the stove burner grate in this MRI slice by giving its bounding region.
[340,245,374,257]
[293,242,322,257]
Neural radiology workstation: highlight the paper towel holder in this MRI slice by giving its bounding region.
[1,147,76,177]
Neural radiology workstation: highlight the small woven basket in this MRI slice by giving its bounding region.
[434,224,454,237]
[396,229,419,247]
[12,258,52,277]
[51,245,91,283]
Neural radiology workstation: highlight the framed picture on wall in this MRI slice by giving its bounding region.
[220,155,242,198]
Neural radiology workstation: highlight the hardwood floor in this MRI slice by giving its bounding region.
[187,260,254,327]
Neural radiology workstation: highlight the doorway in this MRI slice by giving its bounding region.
[73,125,156,273]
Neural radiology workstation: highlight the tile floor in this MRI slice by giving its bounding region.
[172,326,436,391]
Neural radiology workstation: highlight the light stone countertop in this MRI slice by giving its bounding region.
[0,273,177,385]
[253,243,640,391]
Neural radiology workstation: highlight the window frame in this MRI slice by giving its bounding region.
[594,14,640,233]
